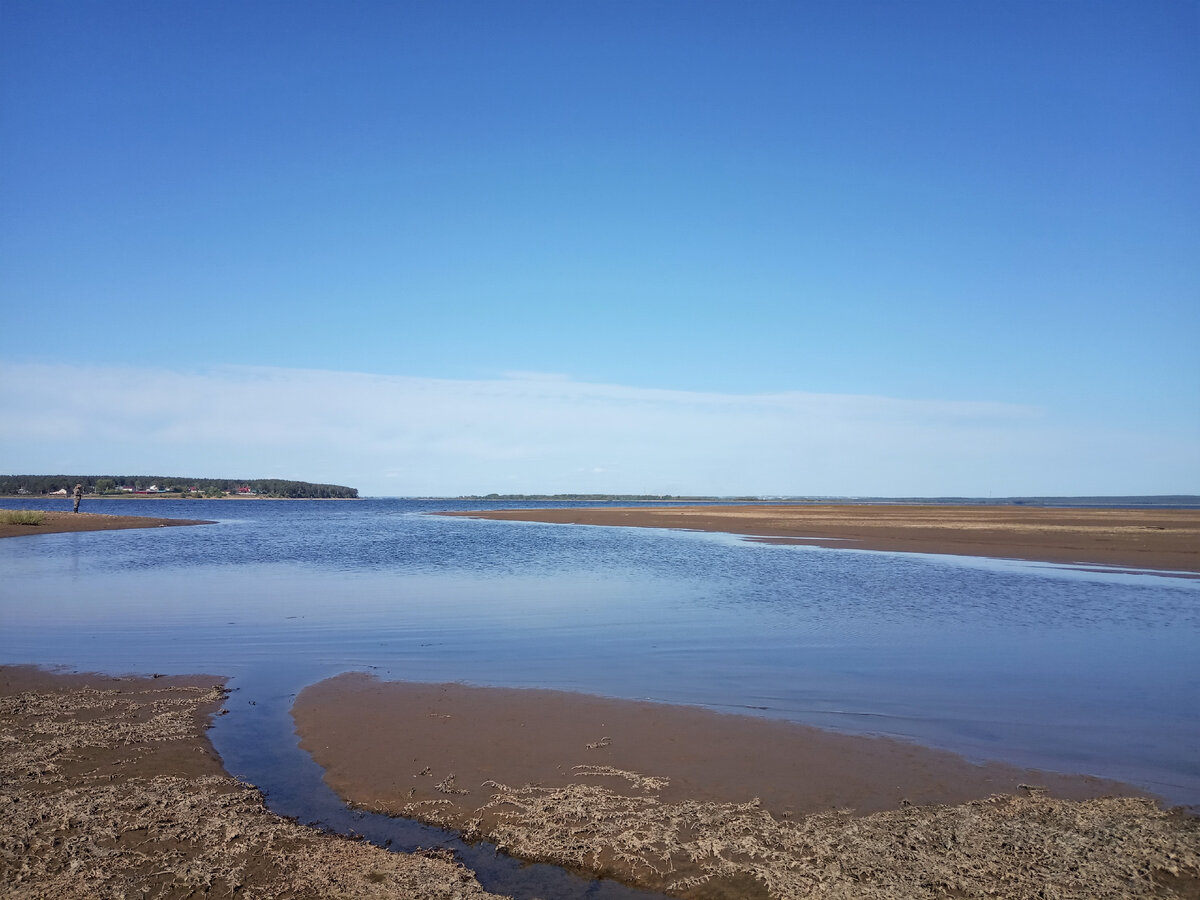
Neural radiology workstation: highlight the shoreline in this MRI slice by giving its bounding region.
[0,509,216,539]
[0,665,505,899]
[294,673,1199,898]
[441,504,1200,574]
[3,664,1197,898]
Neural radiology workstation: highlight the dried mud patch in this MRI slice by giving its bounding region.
[391,772,1200,899]
[0,669,506,899]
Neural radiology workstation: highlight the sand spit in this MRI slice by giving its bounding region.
[293,674,1200,899]
[0,666,507,900]
[0,510,215,539]
[441,504,1200,574]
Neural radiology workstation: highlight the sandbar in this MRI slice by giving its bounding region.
[0,509,215,539]
[0,665,505,899]
[441,504,1200,574]
[293,673,1199,898]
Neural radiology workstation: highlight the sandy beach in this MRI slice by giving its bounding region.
[0,509,215,539]
[294,674,1199,898]
[441,504,1200,574]
[3,667,1197,899]
[0,666,505,899]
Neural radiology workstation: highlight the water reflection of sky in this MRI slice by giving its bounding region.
[1,498,1197,808]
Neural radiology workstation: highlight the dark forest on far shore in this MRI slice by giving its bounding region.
[1,475,358,499]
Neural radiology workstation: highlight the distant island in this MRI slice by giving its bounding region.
[1,475,358,499]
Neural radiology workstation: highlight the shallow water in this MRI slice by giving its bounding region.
[2,498,1198,880]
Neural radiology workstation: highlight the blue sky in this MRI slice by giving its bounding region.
[2,1,1197,496]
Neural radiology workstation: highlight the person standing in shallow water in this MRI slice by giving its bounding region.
[72,483,82,513]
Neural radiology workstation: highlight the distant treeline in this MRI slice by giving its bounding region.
[456,493,763,501]
[1,475,358,499]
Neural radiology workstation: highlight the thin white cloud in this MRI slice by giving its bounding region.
[500,370,573,382]
[0,361,1195,496]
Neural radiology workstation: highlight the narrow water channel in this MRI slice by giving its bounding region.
[208,669,672,900]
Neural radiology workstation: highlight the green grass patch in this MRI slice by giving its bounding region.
[1,510,45,526]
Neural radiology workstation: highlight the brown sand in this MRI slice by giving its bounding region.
[441,504,1200,574]
[0,666,507,900]
[293,674,1200,898]
[0,509,215,539]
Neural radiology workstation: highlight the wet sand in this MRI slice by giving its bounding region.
[442,504,1200,573]
[0,509,215,539]
[293,674,1199,898]
[0,666,506,899]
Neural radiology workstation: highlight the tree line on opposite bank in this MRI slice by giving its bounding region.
[0,475,358,499]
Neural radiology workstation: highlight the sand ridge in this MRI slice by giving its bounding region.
[441,504,1200,574]
[0,509,215,539]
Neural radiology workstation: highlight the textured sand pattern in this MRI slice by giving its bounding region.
[462,775,1199,899]
[0,668,507,900]
[295,676,1200,899]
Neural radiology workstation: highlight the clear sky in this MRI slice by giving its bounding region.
[2,0,1197,497]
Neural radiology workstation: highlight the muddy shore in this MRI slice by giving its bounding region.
[3,665,1197,898]
[441,504,1200,574]
[293,674,1199,899]
[0,666,506,899]
[0,509,215,539]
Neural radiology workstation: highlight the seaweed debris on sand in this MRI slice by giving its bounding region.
[471,778,1199,899]
[0,666,507,899]
[295,675,1200,900]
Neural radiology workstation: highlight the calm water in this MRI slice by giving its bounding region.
[2,498,1198,890]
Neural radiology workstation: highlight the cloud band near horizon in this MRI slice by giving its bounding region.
[1,362,1194,497]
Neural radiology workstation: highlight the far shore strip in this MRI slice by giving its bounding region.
[0,509,215,539]
[441,504,1200,574]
